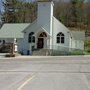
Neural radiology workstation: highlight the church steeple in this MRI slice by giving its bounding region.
[37,1,54,33]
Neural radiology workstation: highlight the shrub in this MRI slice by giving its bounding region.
[5,54,15,57]
[85,41,90,54]
[87,49,90,53]
[70,50,84,55]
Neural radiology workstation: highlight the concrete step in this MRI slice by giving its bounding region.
[32,49,49,56]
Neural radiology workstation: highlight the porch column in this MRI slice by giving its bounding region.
[49,37,53,49]
[44,37,47,49]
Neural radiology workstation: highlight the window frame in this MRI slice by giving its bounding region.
[56,32,65,44]
[28,32,35,43]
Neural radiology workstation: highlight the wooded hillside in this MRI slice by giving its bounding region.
[0,0,90,36]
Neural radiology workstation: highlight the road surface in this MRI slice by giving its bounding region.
[0,56,90,90]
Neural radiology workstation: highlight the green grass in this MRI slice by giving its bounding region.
[51,50,84,56]
[85,41,90,55]
[70,50,84,55]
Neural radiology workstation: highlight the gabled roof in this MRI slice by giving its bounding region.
[71,31,85,41]
[22,20,37,33]
[53,17,85,41]
[53,17,70,32]
[34,26,51,37]
[0,23,30,38]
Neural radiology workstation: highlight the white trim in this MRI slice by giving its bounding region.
[34,26,51,37]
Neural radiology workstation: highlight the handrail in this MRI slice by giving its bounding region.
[47,45,84,51]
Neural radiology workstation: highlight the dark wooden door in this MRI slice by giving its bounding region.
[37,38,44,49]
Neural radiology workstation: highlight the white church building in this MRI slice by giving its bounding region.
[0,1,85,55]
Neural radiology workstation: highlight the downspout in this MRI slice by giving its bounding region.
[52,17,53,54]
[69,32,72,51]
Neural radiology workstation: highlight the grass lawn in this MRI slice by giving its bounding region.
[85,41,90,55]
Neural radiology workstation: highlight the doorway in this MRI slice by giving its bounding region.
[37,38,44,49]
[37,32,47,49]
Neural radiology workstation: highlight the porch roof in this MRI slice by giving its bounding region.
[34,26,51,37]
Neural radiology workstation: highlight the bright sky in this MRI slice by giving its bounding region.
[0,0,3,12]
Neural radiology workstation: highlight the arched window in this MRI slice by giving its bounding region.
[28,32,35,43]
[57,32,65,43]
[39,32,47,37]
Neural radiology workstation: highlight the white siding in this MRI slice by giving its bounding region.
[52,17,70,51]
[71,38,84,50]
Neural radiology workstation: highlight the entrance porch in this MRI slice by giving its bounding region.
[34,27,51,50]
[37,32,48,49]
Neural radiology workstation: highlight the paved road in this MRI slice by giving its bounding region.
[0,56,90,90]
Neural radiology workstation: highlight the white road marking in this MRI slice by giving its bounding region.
[17,75,35,90]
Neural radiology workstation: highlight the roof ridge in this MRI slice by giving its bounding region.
[4,23,30,24]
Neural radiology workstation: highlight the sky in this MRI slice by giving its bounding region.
[0,0,3,12]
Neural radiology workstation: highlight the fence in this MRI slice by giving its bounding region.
[46,45,84,56]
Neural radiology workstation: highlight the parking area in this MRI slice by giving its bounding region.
[0,56,90,90]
